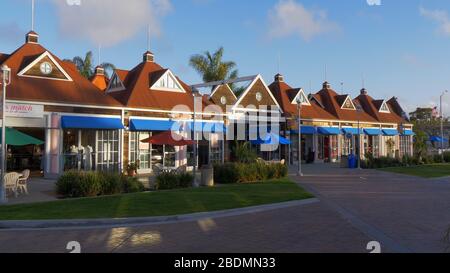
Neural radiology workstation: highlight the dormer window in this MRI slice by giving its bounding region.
[107,72,125,92]
[379,101,391,113]
[151,70,185,92]
[341,96,356,110]
[291,89,311,106]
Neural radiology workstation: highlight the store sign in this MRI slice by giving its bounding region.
[5,103,44,118]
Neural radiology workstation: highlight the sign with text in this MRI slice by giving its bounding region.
[5,103,44,118]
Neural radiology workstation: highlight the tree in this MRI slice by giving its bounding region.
[189,47,239,90]
[64,51,115,79]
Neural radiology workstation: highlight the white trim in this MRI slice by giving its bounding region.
[290,88,311,106]
[150,69,186,93]
[6,99,229,116]
[106,71,126,93]
[379,100,391,113]
[17,51,73,82]
[232,75,283,113]
[57,113,122,119]
[210,84,237,100]
[340,95,356,110]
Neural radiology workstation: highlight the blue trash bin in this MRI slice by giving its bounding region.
[348,154,356,169]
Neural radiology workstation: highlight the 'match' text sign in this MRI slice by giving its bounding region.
[5,103,44,118]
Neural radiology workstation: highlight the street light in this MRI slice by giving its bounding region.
[0,64,11,204]
[356,105,363,169]
[440,90,448,162]
[296,97,303,177]
[192,88,200,187]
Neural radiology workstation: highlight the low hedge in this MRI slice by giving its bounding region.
[214,162,288,184]
[363,152,450,169]
[155,172,194,190]
[56,171,145,198]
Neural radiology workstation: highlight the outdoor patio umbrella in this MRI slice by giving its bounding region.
[0,128,44,146]
[141,131,195,146]
[250,133,291,145]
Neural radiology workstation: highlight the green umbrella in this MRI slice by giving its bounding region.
[0,127,44,146]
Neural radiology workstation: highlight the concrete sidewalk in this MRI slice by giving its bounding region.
[6,178,58,205]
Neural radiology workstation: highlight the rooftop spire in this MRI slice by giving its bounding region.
[31,0,35,31]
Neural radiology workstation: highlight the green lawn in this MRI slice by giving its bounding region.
[0,178,313,221]
[381,164,450,178]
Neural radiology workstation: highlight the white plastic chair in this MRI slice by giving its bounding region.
[17,169,30,195]
[5,172,21,198]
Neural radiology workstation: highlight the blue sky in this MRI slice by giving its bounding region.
[1,0,450,115]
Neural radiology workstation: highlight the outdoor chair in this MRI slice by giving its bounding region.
[4,172,21,198]
[176,164,187,174]
[17,169,30,195]
[152,163,164,176]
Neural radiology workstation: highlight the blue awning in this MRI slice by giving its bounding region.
[317,127,341,135]
[250,133,291,145]
[129,119,187,131]
[61,116,124,130]
[430,136,449,142]
[364,128,382,136]
[383,129,399,136]
[342,128,363,135]
[188,122,226,133]
[291,126,316,135]
[402,130,415,136]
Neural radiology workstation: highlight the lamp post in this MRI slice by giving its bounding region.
[440,90,448,162]
[0,65,11,204]
[296,98,303,176]
[192,88,200,187]
[356,105,363,169]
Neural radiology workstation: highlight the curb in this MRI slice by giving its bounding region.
[0,198,319,230]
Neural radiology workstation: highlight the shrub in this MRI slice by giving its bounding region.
[214,162,288,184]
[213,163,239,184]
[444,152,450,163]
[56,171,145,198]
[155,172,194,190]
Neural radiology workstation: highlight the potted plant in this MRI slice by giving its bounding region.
[126,161,139,177]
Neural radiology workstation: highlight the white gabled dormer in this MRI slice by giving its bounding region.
[17,51,73,81]
[341,95,356,110]
[291,88,311,106]
[379,100,391,113]
[150,69,186,93]
[106,71,126,92]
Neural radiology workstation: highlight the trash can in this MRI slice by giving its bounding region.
[348,154,356,169]
[200,165,214,187]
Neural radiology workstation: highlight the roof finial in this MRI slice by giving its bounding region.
[362,73,365,89]
[277,51,281,73]
[147,24,151,52]
[98,44,101,67]
[325,64,328,82]
[31,0,35,31]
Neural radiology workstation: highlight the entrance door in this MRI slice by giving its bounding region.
[324,136,330,161]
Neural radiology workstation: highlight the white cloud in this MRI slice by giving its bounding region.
[267,0,339,41]
[52,0,172,47]
[419,7,450,36]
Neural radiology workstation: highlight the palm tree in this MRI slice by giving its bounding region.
[64,51,115,79]
[189,47,239,89]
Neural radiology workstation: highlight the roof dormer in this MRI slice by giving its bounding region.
[340,95,356,110]
[379,100,391,113]
[150,69,185,93]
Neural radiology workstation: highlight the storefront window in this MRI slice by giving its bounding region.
[209,133,223,164]
[165,145,176,168]
[97,130,119,172]
[399,136,411,157]
[318,135,325,160]
[151,144,164,166]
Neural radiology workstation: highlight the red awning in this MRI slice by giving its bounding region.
[140,131,194,146]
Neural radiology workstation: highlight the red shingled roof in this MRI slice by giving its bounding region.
[108,58,197,111]
[268,79,337,120]
[355,91,407,124]
[0,40,122,107]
